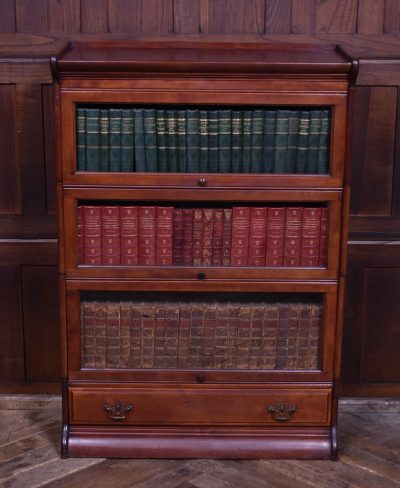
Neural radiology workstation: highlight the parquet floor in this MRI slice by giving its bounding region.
[0,396,399,488]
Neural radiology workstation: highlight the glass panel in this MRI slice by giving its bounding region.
[80,292,323,371]
[76,106,331,175]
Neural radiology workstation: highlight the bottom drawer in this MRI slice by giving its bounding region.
[69,385,331,426]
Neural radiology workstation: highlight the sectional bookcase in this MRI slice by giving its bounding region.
[55,41,357,459]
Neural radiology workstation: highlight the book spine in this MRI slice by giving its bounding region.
[262,110,276,173]
[138,206,156,265]
[283,207,303,266]
[182,208,194,266]
[248,207,267,267]
[94,301,107,368]
[130,301,143,368]
[231,111,243,173]
[297,303,311,369]
[177,301,190,368]
[109,109,122,172]
[119,301,131,368]
[296,111,310,174]
[83,206,102,265]
[156,206,173,266]
[134,109,145,172]
[154,303,166,368]
[241,110,252,173]
[100,109,110,171]
[85,108,100,171]
[318,109,330,174]
[231,206,250,266]
[164,302,179,368]
[236,303,251,369]
[156,109,168,172]
[308,303,322,369]
[212,208,224,266]
[301,207,322,266]
[187,109,200,173]
[81,301,95,368]
[141,302,155,368]
[121,109,134,172]
[275,302,291,369]
[249,302,264,369]
[262,303,278,369]
[199,111,209,173]
[218,110,232,173]
[177,110,187,172]
[189,300,203,368]
[106,301,120,368]
[202,302,216,368]
[286,110,299,173]
[266,207,285,266]
[208,110,219,172]
[101,206,121,265]
[77,205,84,265]
[172,208,184,265]
[319,207,328,266]
[192,209,204,266]
[120,206,138,265]
[214,301,229,368]
[308,110,321,174]
[144,108,157,172]
[166,110,178,172]
[250,110,264,173]
[76,108,86,171]
[226,303,239,368]
[274,109,289,173]
[222,208,232,266]
[288,302,301,369]
[202,208,214,265]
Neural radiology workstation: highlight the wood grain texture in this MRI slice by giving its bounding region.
[357,0,384,34]
[350,86,397,216]
[265,0,291,34]
[174,0,200,33]
[0,85,19,214]
[81,0,108,33]
[291,0,316,34]
[108,0,173,33]
[384,0,400,33]
[316,0,357,33]
[0,266,24,383]
[206,0,265,34]
[0,0,16,33]
[393,87,400,216]
[16,0,80,33]
[42,85,56,214]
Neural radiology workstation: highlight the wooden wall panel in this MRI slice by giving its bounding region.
[206,0,265,34]
[265,0,291,34]
[174,0,200,33]
[291,0,316,34]
[16,0,80,33]
[357,0,384,34]
[392,87,400,216]
[42,85,57,215]
[108,0,173,33]
[316,0,357,33]
[0,266,24,383]
[0,0,16,32]
[81,0,108,33]
[384,0,400,33]
[0,85,19,214]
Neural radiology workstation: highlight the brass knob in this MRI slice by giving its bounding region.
[103,400,133,421]
[196,374,205,383]
[267,403,297,422]
[197,272,206,280]
[198,178,207,187]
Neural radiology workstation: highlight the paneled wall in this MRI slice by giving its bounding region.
[0,0,399,395]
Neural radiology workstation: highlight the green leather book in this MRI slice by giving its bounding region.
[109,108,122,172]
[144,108,157,172]
[242,110,252,173]
[262,110,276,173]
[274,109,289,173]
[99,109,109,172]
[286,110,299,173]
[231,111,243,173]
[156,109,168,172]
[318,109,330,174]
[218,110,231,173]
[296,111,310,174]
[199,110,209,173]
[166,110,178,172]
[76,107,86,171]
[250,109,263,173]
[86,108,101,171]
[134,108,145,172]
[308,110,321,174]
[186,109,200,172]
[208,110,219,172]
[121,109,134,172]
[177,110,187,172]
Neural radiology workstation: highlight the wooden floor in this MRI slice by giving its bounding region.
[0,396,399,488]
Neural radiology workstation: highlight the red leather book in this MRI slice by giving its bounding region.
[77,206,84,265]
[138,206,156,265]
[231,207,250,266]
[156,206,173,266]
[119,301,131,368]
[172,208,184,265]
[265,207,285,266]
[83,206,102,265]
[212,209,224,266]
[202,208,214,265]
[192,209,204,266]
[101,206,121,265]
[222,208,232,266]
[121,206,138,266]
[182,208,193,266]
[301,207,322,266]
[283,207,303,266]
[248,207,267,267]
[106,301,121,368]
[319,207,328,266]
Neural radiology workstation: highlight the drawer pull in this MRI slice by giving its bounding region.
[267,403,297,422]
[103,400,133,421]
[198,178,207,187]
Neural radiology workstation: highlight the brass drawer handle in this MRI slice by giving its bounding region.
[103,400,133,421]
[267,402,297,422]
[198,178,207,187]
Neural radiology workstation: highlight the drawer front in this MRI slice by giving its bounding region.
[69,386,331,426]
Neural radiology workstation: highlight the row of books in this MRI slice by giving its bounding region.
[77,205,328,268]
[80,299,321,370]
[76,107,331,175]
